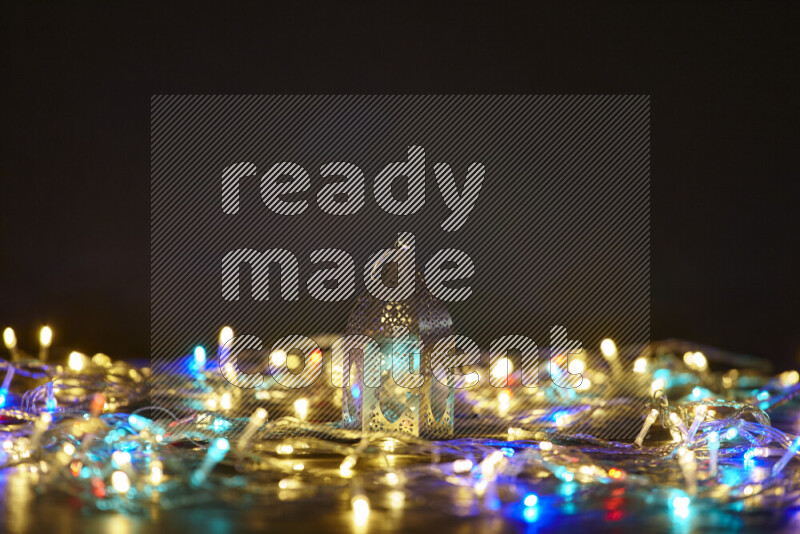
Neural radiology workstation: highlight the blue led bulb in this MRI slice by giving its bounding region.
[209,438,230,461]
[128,414,167,435]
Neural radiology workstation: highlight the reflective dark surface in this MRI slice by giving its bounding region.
[1,470,797,534]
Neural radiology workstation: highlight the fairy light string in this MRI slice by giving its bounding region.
[0,326,798,525]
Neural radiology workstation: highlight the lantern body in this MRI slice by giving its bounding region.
[342,273,454,438]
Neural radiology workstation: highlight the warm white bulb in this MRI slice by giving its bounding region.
[490,357,514,380]
[68,352,85,372]
[219,326,234,346]
[555,413,569,428]
[600,339,617,358]
[270,350,287,367]
[692,352,707,370]
[294,398,309,420]
[352,496,370,525]
[340,457,355,477]
[651,378,665,392]
[276,444,294,455]
[567,359,585,374]
[150,463,163,486]
[112,450,132,466]
[576,378,591,391]
[92,353,112,367]
[111,470,131,493]
[3,328,16,349]
[781,370,800,387]
[464,373,479,387]
[453,458,473,473]
[40,326,53,348]
[633,357,647,373]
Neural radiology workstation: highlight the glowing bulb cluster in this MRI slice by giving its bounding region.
[683,351,708,370]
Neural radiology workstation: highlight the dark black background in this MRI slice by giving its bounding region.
[1,2,797,367]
